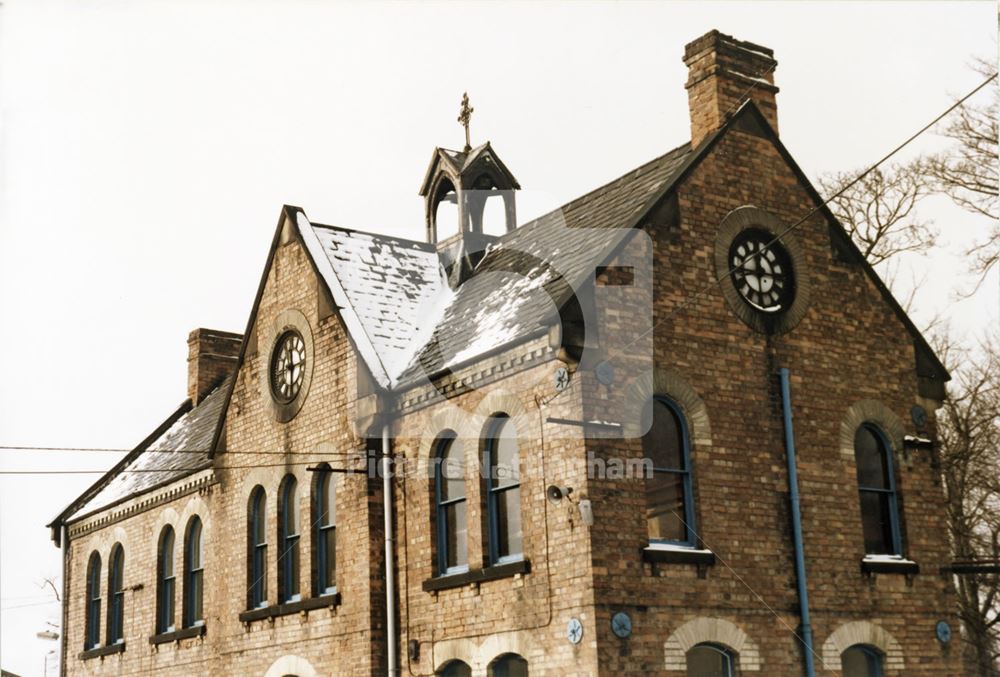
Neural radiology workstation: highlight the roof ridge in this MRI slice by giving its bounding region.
[309,221,437,251]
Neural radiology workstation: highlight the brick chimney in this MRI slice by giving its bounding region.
[684,30,779,148]
[187,328,242,405]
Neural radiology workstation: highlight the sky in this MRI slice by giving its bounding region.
[0,1,996,675]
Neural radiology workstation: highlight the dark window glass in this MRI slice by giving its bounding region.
[439,660,472,677]
[108,545,124,644]
[854,425,901,555]
[686,643,734,677]
[485,417,522,564]
[183,516,204,627]
[489,654,528,677]
[313,467,337,595]
[85,552,101,649]
[157,526,175,633]
[279,476,300,602]
[435,433,468,574]
[249,486,268,608]
[642,397,694,544]
[842,644,884,677]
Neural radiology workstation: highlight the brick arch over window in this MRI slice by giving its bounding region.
[474,390,534,443]
[433,629,537,674]
[262,654,319,677]
[821,621,904,673]
[663,617,761,671]
[623,368,712,446]
[839,400,905,462]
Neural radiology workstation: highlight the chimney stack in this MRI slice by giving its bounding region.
[684,30,779,148]
[187,328,242,405]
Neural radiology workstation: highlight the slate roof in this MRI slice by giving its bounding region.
[62,379,229,523]
[300,141,693,388]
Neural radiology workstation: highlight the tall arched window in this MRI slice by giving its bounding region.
[156,526,176,633]
[84,551,101,649]
[686,643,734,676]
[107,544,124,644]
[435,432,468,575]
[854,423,901,555]
[312,466,337,595]
[183,516,204,627]
[643,397,695,545]
[248,486,268,608]
[484,415,522,565]
[438,659,472,677]
[489,653,528,677]
[842,644,884,677]
[279,476,301,602]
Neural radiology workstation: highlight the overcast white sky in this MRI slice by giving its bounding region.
[1,2,996,674]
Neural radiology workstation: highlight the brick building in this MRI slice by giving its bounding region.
[48,30,961,677]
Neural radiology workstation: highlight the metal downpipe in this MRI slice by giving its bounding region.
[382,424,398,677]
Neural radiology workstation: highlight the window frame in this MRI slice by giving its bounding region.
[183,516,204,628]
[841,643,885,677]
[488,652,529,677]
[854,423,903,556]
[278,475,301,603]
[156,526,176,634]
[483,415,523,566]
[85,551,102,650]
[107,544,124,644]
[685,642,735,677]
[248,486,268,609]
[435,432,468,576]
[645,396,697,547]
[313,465,337,596]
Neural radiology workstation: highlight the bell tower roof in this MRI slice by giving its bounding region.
[418,141,520,198]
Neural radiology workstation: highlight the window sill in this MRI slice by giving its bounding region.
[238,593,341,623]
[149,624,206,645]
[642,545,716,566]
[861,556,919,576]
[422,559,531,592]
[79,642,125,660]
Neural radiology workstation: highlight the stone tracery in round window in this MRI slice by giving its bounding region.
[728,228,795,313]
[270,330,307,403]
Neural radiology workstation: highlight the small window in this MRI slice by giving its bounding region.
[435,432,468,575]
[156,526,176,633]
[854,424,902,555]
[438,660,472,677]
[313,466,337,595]
[248,486,268,608]
[85,551,101,649]
[484,416,523,565]
[643,397,695,545]
[107,544,124,644]
[686,643,734,677]
[279,476,301,602]
[489,653,528,677]
[842,644,884,677]
[183,516,204,627]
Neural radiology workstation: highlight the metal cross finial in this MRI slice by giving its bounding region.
[457,92,474,152]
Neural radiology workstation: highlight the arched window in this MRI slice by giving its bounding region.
[279,476,301,602]
[489,653,528,677]
[435,432,468,575]
[484,415,522,565]
[854,424,901,555]
[84,551,101,649]
[156,526,176,633]
[643,397,695,545]
[312,465,337,595]
[183,516,204,627]
[686,643,734,676]
[438,659,472,677]
[841,644,884,677]
[248,486,268,608]
[107,544,124,644]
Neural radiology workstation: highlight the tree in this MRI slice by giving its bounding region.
[936,334,1000,675]
[925,58,999,277]
[819,162,936,268]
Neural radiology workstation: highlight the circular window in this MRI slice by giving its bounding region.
[270,330,306,403]
[729,228,794,313]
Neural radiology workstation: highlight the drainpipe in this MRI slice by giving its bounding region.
[382,423,398,677]
[778,368,816,677]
